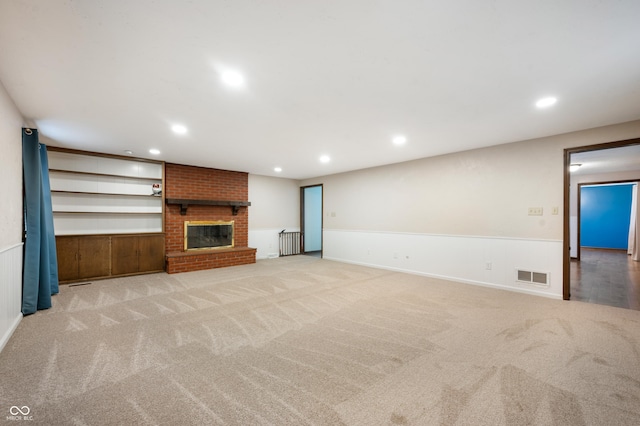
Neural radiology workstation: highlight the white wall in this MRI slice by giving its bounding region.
[248,174,300,259]
[0,80,24,352]
[301,120,640,299]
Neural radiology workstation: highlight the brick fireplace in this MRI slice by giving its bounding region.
[164,163,256,274]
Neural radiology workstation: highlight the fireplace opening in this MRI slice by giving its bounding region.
[184,220,234,250]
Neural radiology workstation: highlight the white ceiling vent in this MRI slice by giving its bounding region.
[516,269,549,287]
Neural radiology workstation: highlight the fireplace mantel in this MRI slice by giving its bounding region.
[165,198,251,215]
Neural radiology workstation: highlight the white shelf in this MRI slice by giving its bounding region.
[49,170,160,196]
[49,168,162,181]
[54,213,163,235]
[52,190,162,198]
[53,211,163,214]
[48,150,164,236]
[48,151,162,179]
[52,191,162,213]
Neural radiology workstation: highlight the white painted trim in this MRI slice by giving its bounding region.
[0,242,23,353]
[322,229,564,298]
[322,228,562,243]
[0,313,22,353]
[0,242,23,254]
[323,256,563,300]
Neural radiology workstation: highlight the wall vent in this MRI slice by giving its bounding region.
[516,269,549,287]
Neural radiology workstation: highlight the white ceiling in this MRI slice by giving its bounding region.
[571,144,640,176]
[1,1,640,179]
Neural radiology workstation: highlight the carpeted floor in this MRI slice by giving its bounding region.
[1,256,640,425]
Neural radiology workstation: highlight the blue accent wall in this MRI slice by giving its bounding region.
[580,184,633,250]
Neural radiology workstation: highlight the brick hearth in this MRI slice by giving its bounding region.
[164,163,256,273]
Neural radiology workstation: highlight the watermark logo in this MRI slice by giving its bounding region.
[6,406,33,421]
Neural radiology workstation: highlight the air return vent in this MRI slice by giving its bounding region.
[516,269,549,286]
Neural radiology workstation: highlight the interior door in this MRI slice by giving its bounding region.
[302,185,323,255]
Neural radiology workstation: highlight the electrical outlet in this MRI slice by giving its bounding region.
[528,207,543,216]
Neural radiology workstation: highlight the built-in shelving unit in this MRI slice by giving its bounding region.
[48,149,166,283]
[52,190,158,196]
[48,150,164,235]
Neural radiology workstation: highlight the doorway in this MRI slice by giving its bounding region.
[571,182,638,308]
[301,185,323,257]
[578,182,635,257]
[563,138,640,308]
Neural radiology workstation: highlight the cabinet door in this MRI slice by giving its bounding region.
[138,234,165,272]
[78,236,111,279]
[111,236,139,276]
[56,237,79,282]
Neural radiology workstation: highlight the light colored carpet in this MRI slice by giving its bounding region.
[1,256,640,425]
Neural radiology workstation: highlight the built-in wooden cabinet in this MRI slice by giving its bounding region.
[111,234,165,276]
[56,236,111,282]
[56,234,165,283]
[111,236,138,276]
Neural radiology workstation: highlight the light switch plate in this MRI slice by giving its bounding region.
[528,207,543,216]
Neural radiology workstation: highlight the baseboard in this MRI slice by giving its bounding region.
[322,229,563,298]
[580,247,628,252]
[0,242,23,353]
[0,313,22,353]
[323,256,563,300]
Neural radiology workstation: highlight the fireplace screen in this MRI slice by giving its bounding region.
[184,221,234,250]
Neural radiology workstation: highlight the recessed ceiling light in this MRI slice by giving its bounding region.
[149,149,161,155]
[319,155,331,163]
[221,70,245,88]
[274,167,282,172]
[392,135,407,146]
[536,97,557,108]
[171,124,188,135]
[123,150,133,155]
[569,163,582,172]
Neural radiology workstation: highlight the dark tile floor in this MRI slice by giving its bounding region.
[570,248,640,310]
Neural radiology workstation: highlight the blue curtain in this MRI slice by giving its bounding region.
[22,128,59,315]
